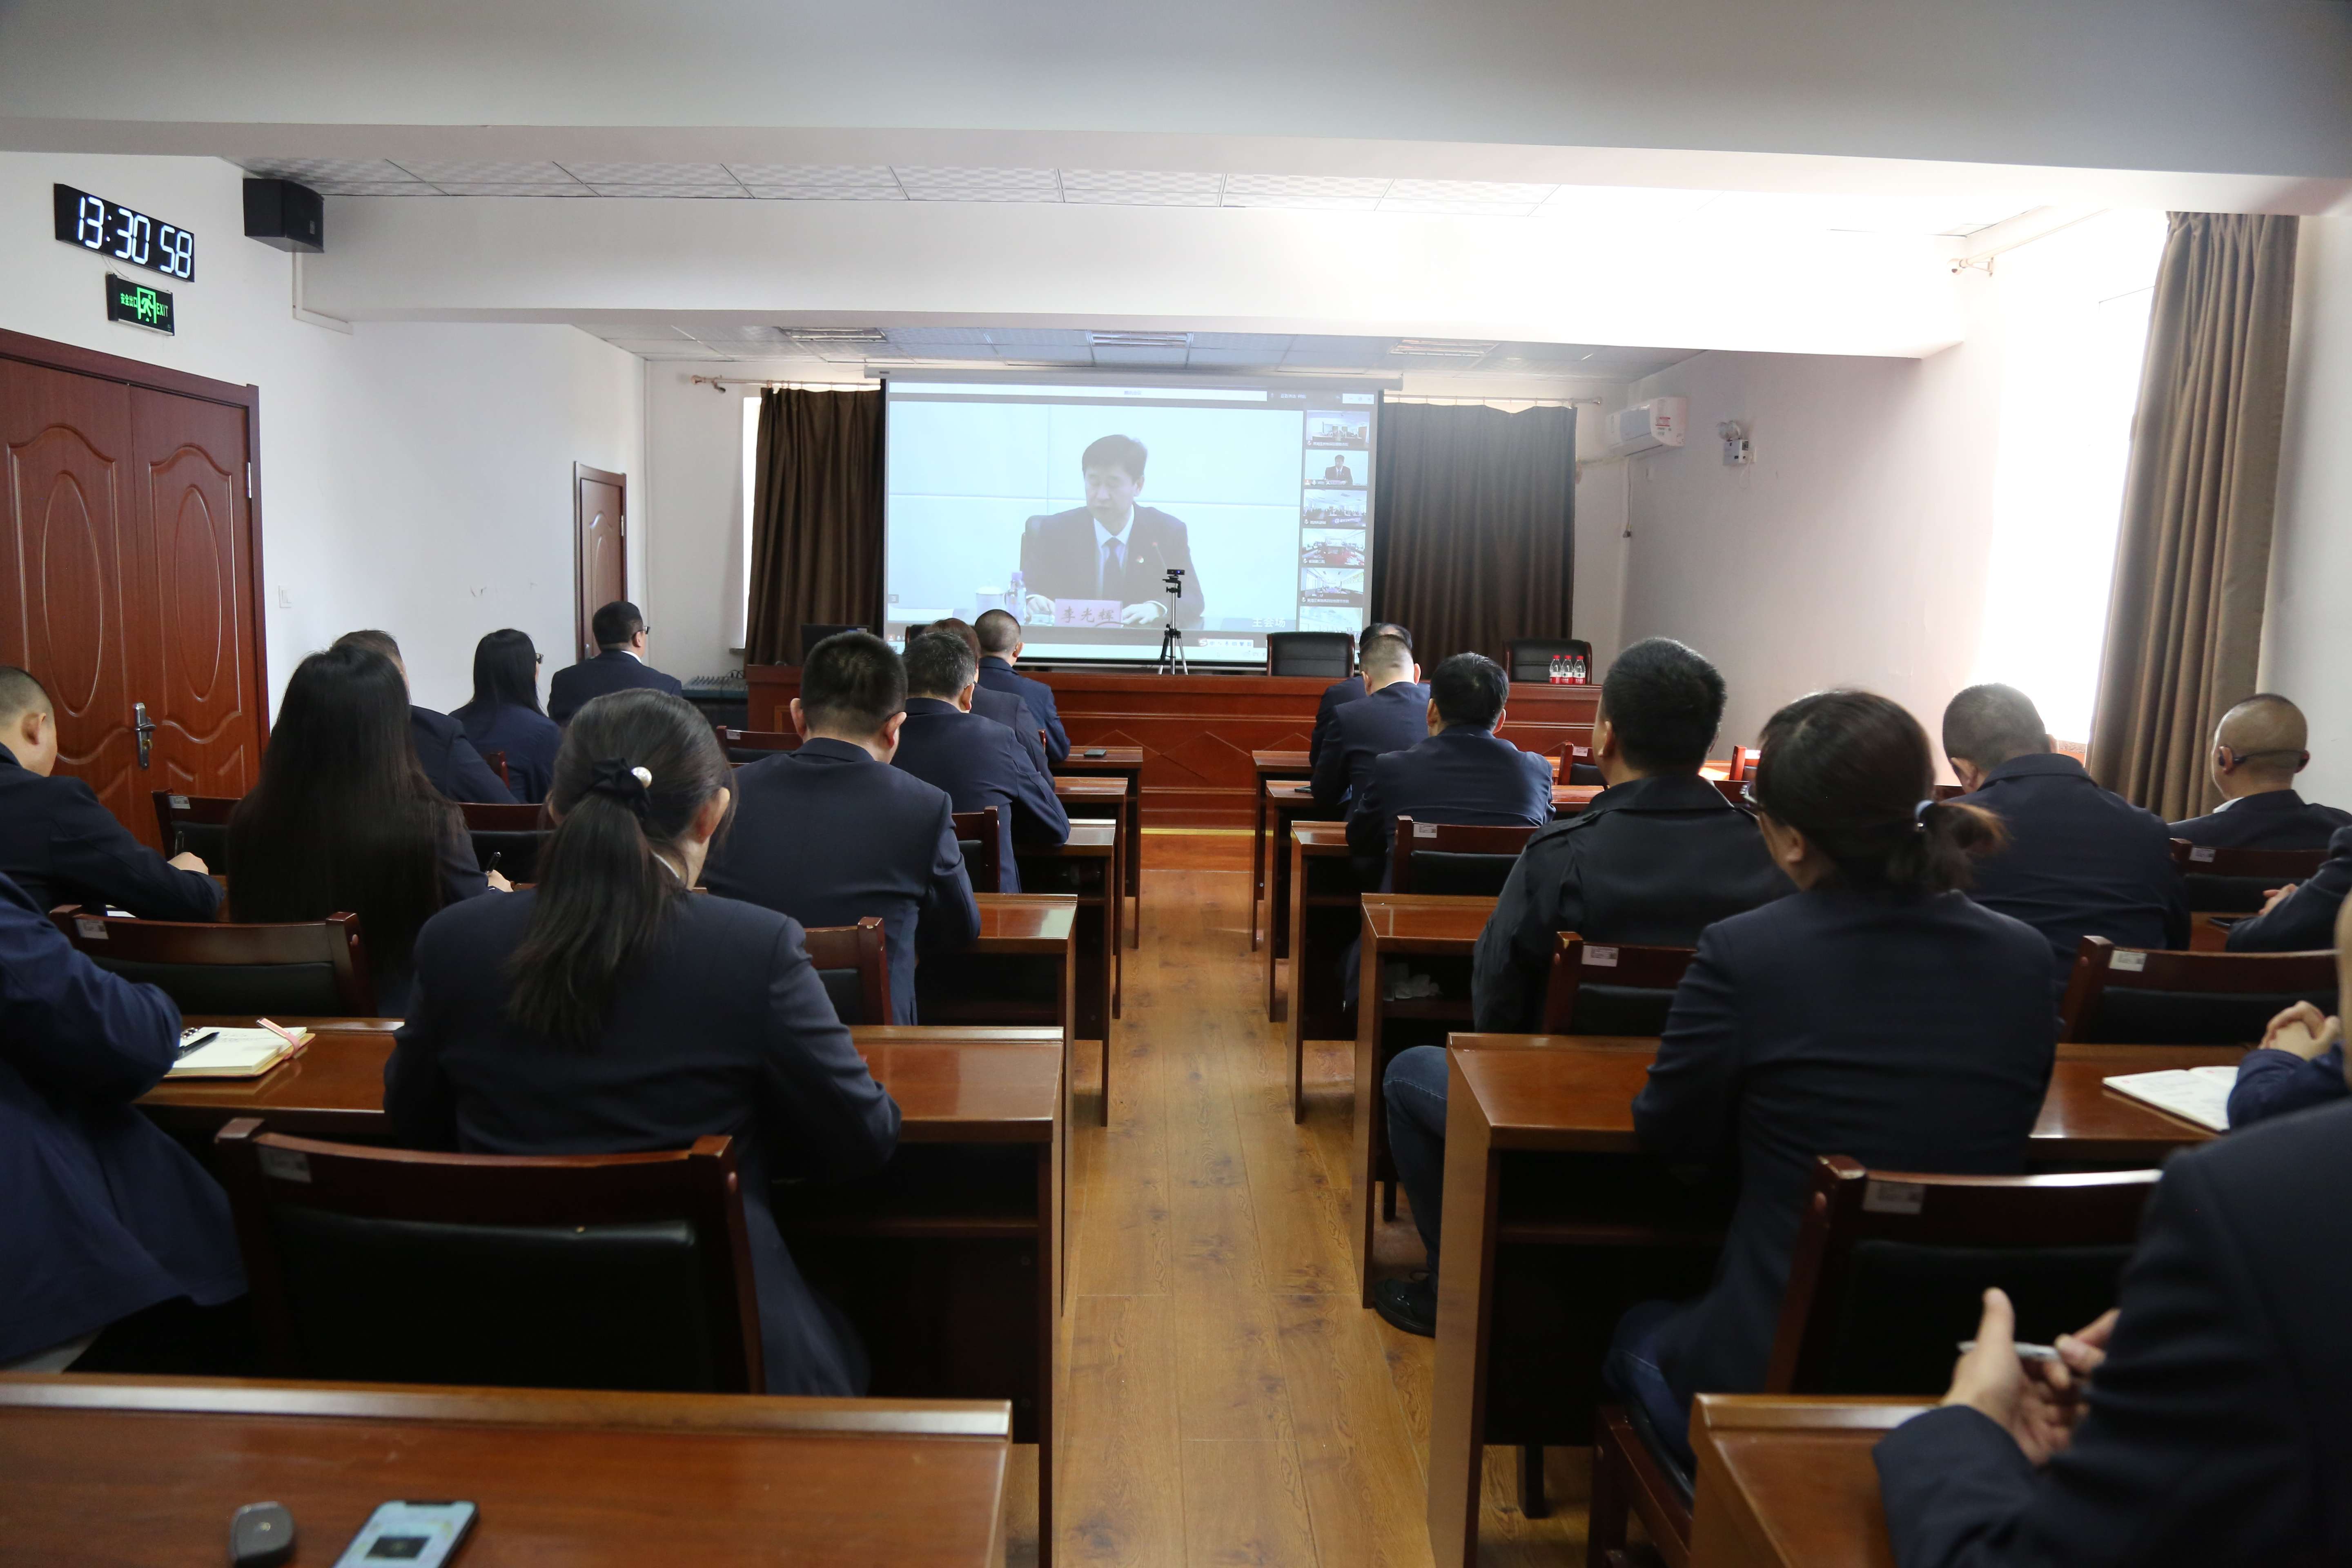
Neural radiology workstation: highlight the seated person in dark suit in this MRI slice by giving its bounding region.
[1346,652,1551,891]
[2222,823,2352,953]
[1018,434,1205,629]
[1375,637,1787,1336]
[334,630,516,805]
[0,666,222,920]
[548,600,686,724]
[891,632,1069,894]
[2227,895,2351,1129]
[1307,622,1410,769]
[451,628,562,804]
[1309,633,1427,811]
[1944,683,2186,986]
[2168,693,2351,850]
[1875,1099,2352,1565]
[705,632,979,1026]
[0,870,245,1373]
[915,618,1050,779]
[386,690,900,1396]
[974,609,1069,764]
[1612,690,2055,1467]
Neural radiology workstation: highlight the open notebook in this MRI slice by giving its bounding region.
[2103,1065,2236,1133]
[167,1026,313,1080]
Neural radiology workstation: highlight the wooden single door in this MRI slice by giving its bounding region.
[575,463,626,661]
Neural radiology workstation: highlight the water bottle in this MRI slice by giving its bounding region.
[1549,655,1565,685]
[1572,653,1587,684]
[1009,568,1027,623]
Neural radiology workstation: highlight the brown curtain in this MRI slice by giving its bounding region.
[744,387,885,665]
[1368,401,1576,664]
[2089,213,2299,818]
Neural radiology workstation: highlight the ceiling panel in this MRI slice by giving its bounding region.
[391,159,579,184]
[241,156,416,184]
[1383,179,1557,204]
[433,183,598,197]
[1378,199,1544,216]
[1060,169,1223,206]
[560,161,736,184]
[588,184,747,198]
[1224,174,1392,207]
[893,166,1061,202]
[313,182,443,196]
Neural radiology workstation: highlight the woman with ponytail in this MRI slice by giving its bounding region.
[1607,689,2058,1468]
[384,689,899,1396]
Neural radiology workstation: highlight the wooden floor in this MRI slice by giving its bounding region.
[1015,829,1590,1568]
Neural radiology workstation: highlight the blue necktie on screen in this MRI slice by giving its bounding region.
[1101,537,1124,597]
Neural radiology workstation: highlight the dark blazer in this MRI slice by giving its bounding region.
[2227,1043,2346,1128]
[0,750,222,921]
[1472,773,1790,1033]
[548,648,686,724]
[452,700,562,804]
[972,685,1052,779]
[1310,680,1432,810]
[0,873,243,1362]
[1873,1098,2352,1567]
[1308,675,1366,770]
[1347,727,1553,890]
[2169,787,2352,851]
[977,657,1069,764]
[410,707,515,805]
[1636,888,2056,1410]
[2225,823,2352,953]
[1018,505,1205,629]
[1964,753,2188,984]
[385,887,901,1397]
[704,739,981,1025]
[891,698,1070,894]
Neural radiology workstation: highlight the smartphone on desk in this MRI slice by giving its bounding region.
[334,1501,477,1565]
[1084,748,1107,758]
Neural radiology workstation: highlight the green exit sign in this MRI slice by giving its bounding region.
[105,272,175,334]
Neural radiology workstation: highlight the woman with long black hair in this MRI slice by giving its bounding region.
[226,644,502,1013]
[452,628,561,803]
[383,688,899,1396]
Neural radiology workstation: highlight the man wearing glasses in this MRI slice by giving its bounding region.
[550,601,684,724]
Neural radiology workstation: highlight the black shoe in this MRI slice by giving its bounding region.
[1372,1274,1437,1338]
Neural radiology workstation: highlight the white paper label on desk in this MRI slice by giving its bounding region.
[2111,950,2147,972]
[1414,822,1437,838]
[2189,845,2216,863]
[1582,946,1619,967]
[169,793,190,810]
[257,1147,312,1185]
[75,916,106,941]
[1864,1179,1925,1216]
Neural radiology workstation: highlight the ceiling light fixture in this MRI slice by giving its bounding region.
[1388,339,1499,359]
[1087,331,1191,349]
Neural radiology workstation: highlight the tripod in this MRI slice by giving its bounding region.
[1157,623,1188,674]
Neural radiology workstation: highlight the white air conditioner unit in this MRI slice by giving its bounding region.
[1608,396,1688,457]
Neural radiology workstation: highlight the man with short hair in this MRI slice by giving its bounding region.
[332,630,515,804]
[1018,434,1206,629]
[2169,693,2351,850]
[1374,638,1788,1338]
[975,608,1071,764]
[0,666,223,920]
[919,619,1051,777]
[1346,653,1552,891]
[1307,623,1411,769]
[891,631,1069,893]
[1310,633,1427,811]
[1944,683,2185,984]
[548,600,684,724]
[704,632,979,1026]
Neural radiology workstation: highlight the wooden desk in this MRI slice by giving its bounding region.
[1055,773,1136,958]
[0,1374,1011,1568]
[1012,825,1118,1120]
[1348,895,1497,1297]
[1286,821,1360,1116]
[1054,745,1143,933]
[1262,780,1340,992]
[1252,749,1314,949]
[1421,1038,2237,1568]
[1686,1395,1926,1568]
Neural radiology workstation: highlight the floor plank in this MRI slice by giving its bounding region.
[1062,1295,1186,1567]
[1180,1440,1321,1568]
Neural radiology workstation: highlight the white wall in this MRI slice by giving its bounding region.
[2261,216,2352,803]
[0,152,645,714]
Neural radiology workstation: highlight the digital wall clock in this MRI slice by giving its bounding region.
[54,183,196,281]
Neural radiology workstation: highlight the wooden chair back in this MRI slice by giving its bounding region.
[951,807,1003,894]
[1540,933,1695,1035]
[1389,817,1537,895]
[801,917,893,1025]
[718,727,799,765]
[480,748,510,789]
[151,790,238,864]
[457,800,551,882]
[2169,838,2328,914]
[2057,933,2336,1045]
[214,1120,763,1394]
[1726,745,1756,783]
[51,906,373,1015]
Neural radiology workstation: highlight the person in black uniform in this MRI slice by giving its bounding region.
[1346,652,1552,891]
[705,632,980,1026]
[548,601,685,725]
[1942,684,2185,987]
[1875,1094,2352,1566]
[334,630,515,805]
[2167,693,2351,850]
[974,610,1069,764]
[2224,894,2352,1129]
[1610,689,2056,1468]
[891,632,1069,895]
[452,629,562,804]
[387,689,898,1396]
[1373,638,1786,1336]
[1310,633,1427,811]
[914,619,1050,779]
[1307,623,1411,770]
[0,666,222,920]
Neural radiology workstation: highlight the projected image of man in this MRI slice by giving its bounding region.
[1020,435,1205,629]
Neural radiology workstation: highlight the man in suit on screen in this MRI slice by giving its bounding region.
[1019,435,1205,630]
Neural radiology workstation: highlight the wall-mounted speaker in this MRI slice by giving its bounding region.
[243,178,324,253]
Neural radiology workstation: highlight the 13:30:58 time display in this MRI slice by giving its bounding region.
[52,183,196,282]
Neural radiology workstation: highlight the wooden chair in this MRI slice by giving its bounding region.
[801,916,893,1025]
[2169,838,2328,915]
[1588,1156,2157,1568]
[2057,934,2336,1045]
[951,807,1002,894]
[1389,818,1537,895]
[480,748,510,789]
[151,789,238,864]
[458,800,551,882]
[1541,933,1695,1035]
[51,906,373,1015]
[717,726,799,766]
[1726,745,1756,783]
[214,1120,764,1393]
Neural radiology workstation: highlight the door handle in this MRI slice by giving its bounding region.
[134,702,155,768]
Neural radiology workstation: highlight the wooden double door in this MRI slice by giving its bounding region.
[0,332,266,851]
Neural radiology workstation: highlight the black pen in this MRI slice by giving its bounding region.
[176,1028,219,1058]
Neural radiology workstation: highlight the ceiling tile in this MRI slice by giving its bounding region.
[392,159,578,184]
[241,157,416,184]
[1059,169,1223,206]
[1223,173,1391,207]
[432,183,598,197]
[559,161,735,184]
[587,184,748,198]
[1377,199,1542,216]
[892,166,1062,202]
[728,163,899,186]
[314,183,445,196]
[1383,179,1557,203]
